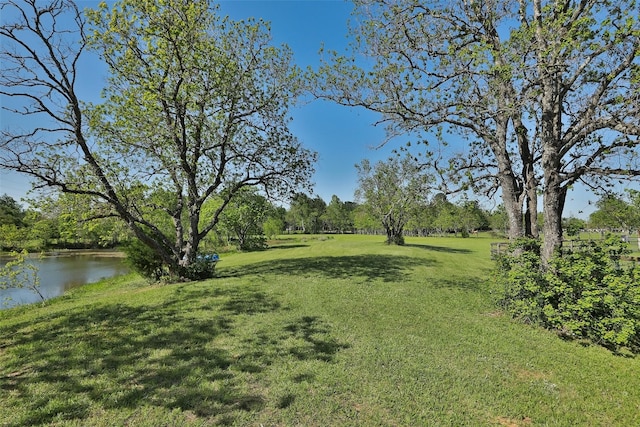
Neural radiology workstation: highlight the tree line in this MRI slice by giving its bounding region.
[4,187,638,252]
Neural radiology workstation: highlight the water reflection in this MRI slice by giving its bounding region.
[0,251,128,308]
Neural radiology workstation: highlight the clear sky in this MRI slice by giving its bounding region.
[217,0,400,205]
[0,0,629,218]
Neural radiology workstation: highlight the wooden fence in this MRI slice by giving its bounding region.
[491,238,640,263]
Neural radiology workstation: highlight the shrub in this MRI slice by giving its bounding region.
[123,239,165,281]
[495,236,640,353]
[124,240,219,282]
[186,253,218,280]
[239,235,267,251]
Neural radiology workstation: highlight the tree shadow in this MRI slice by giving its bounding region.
[404,243,473,254]
[234,315,350,374]
[0,284,346,425]
[266,244,310,250]
[429,276,489,292]
[219,254,432,282]
[283,315,350,362]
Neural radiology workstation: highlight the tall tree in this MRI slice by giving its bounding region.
[324,195,355,233]
[1,0,316,278]
[526,0,640,260]
[313,0,640,262]
[0,194,25,227]
[286,193,326,233]
[313,0,537,241]
[355,154,432,244]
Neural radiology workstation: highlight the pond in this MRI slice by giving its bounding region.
[0,251,129,309]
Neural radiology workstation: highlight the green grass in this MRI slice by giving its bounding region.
[1,234,639,426]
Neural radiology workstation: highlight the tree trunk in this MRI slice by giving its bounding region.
[542,176,566,263]
[493,120,525,240]
[534,0,565,264]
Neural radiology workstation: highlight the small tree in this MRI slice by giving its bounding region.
[218,189,270,251]
[0,250,44,305]
[563,217,586,238]
[355,154,431,245]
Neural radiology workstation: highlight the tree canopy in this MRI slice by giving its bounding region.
[1,0,316,278]
[355,154,432,244]
[313,0,640,261]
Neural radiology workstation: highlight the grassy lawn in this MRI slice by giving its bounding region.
[1,234,639,426]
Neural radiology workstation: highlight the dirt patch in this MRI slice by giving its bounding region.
[515,368,548,381]
[495,416,532,426]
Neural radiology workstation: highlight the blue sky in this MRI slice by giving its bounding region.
[218,0,401,205]
[0,0,625,218]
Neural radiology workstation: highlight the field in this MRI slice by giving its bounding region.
[1,234,639,426]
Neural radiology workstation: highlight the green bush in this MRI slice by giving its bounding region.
[185,254,218,280]
[124,240,218,281]
[123,239,165,281]
[239,235,267,251]
[495,236,640,353]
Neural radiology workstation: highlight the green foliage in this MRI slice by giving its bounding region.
[123,239,165,281]
[323,195,355,233]
[355,154,431,245]
[1,0,315,281]
[124,238,219,282]
[588,193,640,230]
[496,236,640,353]
[183,256,217,281]
[0,250,44,305]
[0,224,27,251]
[263,216,284,239]
[286,193,327,233]
[0,194,25,227]
[218,189,270,251]
[563,216,586,237]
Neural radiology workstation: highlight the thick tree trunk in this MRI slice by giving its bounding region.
[493,120,525,240]
[542,177,566,263]
[533,0,566,264]
[538,97,565,263]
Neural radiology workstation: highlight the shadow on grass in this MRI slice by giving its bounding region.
[429,276,489,292]
[267,244,310,250]
[0,284,347,426]
[404,243,473,254]
[219,254,432,282]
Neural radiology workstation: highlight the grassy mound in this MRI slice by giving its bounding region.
[1,234,639,426]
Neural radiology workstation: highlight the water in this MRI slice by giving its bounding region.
[0,251,129,309]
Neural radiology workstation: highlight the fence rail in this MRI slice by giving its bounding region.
[491,238,640,262]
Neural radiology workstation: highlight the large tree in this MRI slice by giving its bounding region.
[286,193,327,233]
[588,194,639,231]
[355,154,432,244]
[314,0,640,262]
[324,195,355,233]
[313,0,538,242]
[526,0,640,260]
[0,0,316,278]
